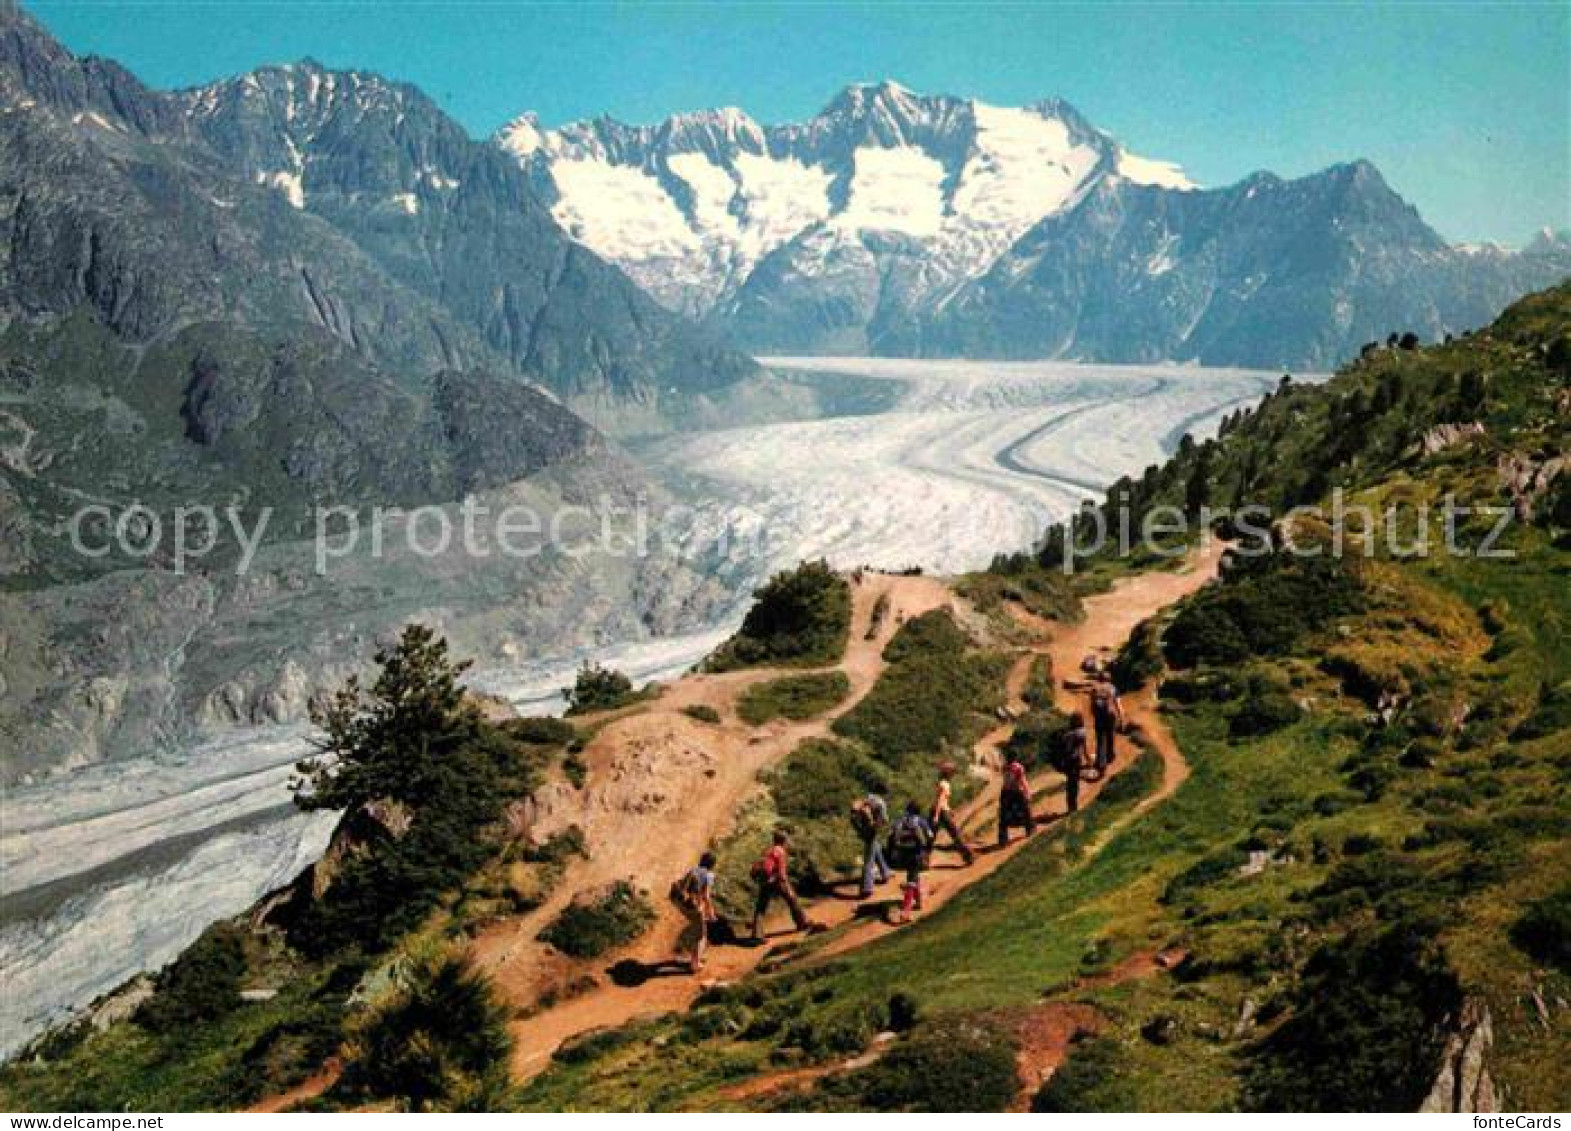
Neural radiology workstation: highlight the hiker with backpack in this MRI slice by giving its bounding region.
[670,851,718,973]
[851,787,892,898]
[887,801,934,923]
[750,829,811,939]
[1054,712,1089,814]
[1089,671,1125,778]
[930,761,975,866]
[997,748,1035,845]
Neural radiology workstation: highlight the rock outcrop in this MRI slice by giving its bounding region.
[1419,998,1500,1113]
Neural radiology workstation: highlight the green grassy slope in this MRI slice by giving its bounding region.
[509,285,1571,1112]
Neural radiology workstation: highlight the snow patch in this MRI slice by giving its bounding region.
[422,167,461,191]
[732,151,834,245]
[1118,149,1196,190]
[668,151,741,239]
[548,158,699,259]
[835,145,947,237]
[496,113,544,158]
[952,104,1099,232]
[259,169,305,209]
[70,111,123,133]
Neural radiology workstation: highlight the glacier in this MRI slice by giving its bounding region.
[0,359,1286,1059]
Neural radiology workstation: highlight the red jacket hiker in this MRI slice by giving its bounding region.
[997,754,1036,845]
[750,832,809,937]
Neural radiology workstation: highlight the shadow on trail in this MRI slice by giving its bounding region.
[606,959,693,987]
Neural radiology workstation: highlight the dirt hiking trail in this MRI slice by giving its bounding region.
[499,545,1224,1087]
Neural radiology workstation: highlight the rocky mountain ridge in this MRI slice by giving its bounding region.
[503,82,1567,365]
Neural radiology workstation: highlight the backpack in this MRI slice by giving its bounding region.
[849,798,883,840]
[887,815,928,869]
[751,849,782,884]
[670,868,706,908]
[1051,728,1084,775]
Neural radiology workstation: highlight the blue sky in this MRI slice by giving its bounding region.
[30,1,1570,245]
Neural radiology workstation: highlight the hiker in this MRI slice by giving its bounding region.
[750,830,810,939]
[888,801,934,923]
[1089,671,1125,777]
[671,851,718,973]
[997,748,1035,845]
[1054,712,1090,813]
[851,786,892,897]
[930,761,975,866]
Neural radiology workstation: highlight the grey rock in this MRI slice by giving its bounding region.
[1420,998,1499,1113]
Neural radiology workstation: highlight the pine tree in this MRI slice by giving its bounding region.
[295,624,480,813]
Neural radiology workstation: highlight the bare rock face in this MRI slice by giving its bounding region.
[83,974,156,1035]
[1498,452,1566,521]
[1420,998,1500,1113]
[250,799,411,929]
[256,660,312,725]
[1421,420,1485,455]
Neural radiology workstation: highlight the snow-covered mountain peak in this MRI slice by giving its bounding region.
[496,110,544,157]
[495,84,1189,318]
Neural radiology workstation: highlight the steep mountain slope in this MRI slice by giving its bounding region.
[504,83,1566,366]
[176,62,760,416]
[0,3,732,775]
[934,163,1571,369]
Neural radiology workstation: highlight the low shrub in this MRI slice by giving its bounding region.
[226,1003,347,1106]
[552,1025,642,1065]
[1111,617,1164,692]
[135,924,248,1037]
[706,561,851,672]
[1162,847,1249,905]
[1509,888,1571,974]
[563,662,639,715]
[834,609,1007,767]
[335,951,512,1112]
[1242,918,1462,1112]
[801,1015,1019,1112]
[1161,669,1243,704]
[503,716,578,746]
[1003,706,1074,771]
[957,563,1083,625]
[1164,553,1364,669]
[538,882,654,959]
[1512,681,1571,740]
[682,704,722,725]
[524,825,587,868]
[1229,675,1300,738]
[1031,1035,1137,1112]
[738,671,851,726]
[1021,653,1055,709]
